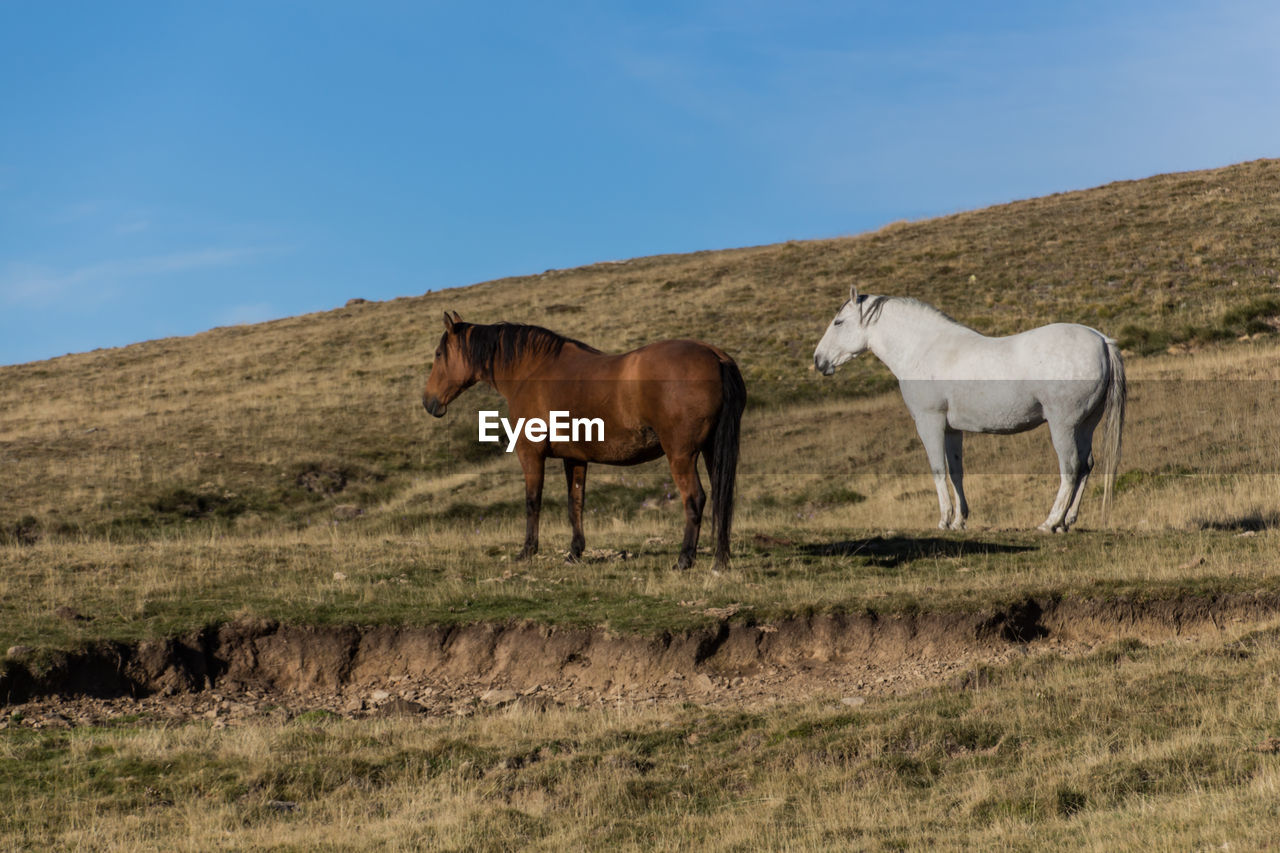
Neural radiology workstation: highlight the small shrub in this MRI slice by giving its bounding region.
[1,514,41,545]
[1055,785,1088,817]
[149,487,247,521]
[1117,324,1171,354]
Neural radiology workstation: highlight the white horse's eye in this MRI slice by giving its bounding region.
[833,319,844,326]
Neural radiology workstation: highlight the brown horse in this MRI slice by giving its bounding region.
[423,312,746,569]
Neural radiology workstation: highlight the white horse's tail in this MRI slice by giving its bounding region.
[1099,337,1127,523]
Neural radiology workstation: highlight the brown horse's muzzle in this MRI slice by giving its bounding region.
[424,396,447,418]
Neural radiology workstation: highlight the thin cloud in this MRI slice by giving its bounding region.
[215,302,278,327]
[48,199,106,224]
[1,247,272,307]
[114,219,151,235]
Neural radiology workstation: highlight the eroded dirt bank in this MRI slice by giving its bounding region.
[4,592,1279,727]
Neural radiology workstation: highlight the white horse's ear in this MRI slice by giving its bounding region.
[850,284,861,322]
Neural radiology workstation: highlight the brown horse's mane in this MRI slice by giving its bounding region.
[456,322,601,377]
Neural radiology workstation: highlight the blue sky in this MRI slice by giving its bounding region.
[2,1,1278,365]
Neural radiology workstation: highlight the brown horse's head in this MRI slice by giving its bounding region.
[423,311,476,417]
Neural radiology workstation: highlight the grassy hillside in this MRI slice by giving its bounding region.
[7,160,1280,851]
[3,158,1280,544]
[3,157,1280,650]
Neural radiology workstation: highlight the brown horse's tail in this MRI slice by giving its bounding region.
[710,357,746,569]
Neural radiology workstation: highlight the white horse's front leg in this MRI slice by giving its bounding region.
[914,413,954,529]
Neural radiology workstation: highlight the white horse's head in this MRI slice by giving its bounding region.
[814,286,874,376]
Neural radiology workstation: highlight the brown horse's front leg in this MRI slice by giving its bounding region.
[563,458,588,562]
[667,453,706,570]
[515,444,546,561]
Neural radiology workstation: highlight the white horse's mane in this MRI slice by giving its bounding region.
[861,295,966,330]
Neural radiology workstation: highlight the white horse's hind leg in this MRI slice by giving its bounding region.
[1063,416,1101,528]
[1040,418,1085,532]
[913,413,955,529]
[1063,457,1092,528]
[945,429,968,530]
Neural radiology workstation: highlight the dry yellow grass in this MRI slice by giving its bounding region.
[6,619,1280,850]
[6,339,1280,655]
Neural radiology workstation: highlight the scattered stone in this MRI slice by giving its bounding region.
[266,800,299,813]
[841,695,867,707]
[1253,737,1280,754]
[515,694,559,713]
[582,548,632,561]
[692,673,716,693]
[377,698,426,718]
[332,571,348,581]
[296,468,347,495]
[6,645,34,659]
[369,689,391,703]
[481,688,518,707]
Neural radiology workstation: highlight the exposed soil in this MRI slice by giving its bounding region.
[4,593,1279,730]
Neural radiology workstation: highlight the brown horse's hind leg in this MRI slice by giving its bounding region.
[515,444,546,560]
[563,458,587,561]
[668,452,706,570]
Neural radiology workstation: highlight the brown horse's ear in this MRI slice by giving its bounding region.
[450,310,462,323]
[443,311,456,332]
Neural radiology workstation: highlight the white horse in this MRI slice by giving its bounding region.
[813,289,1126,532]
